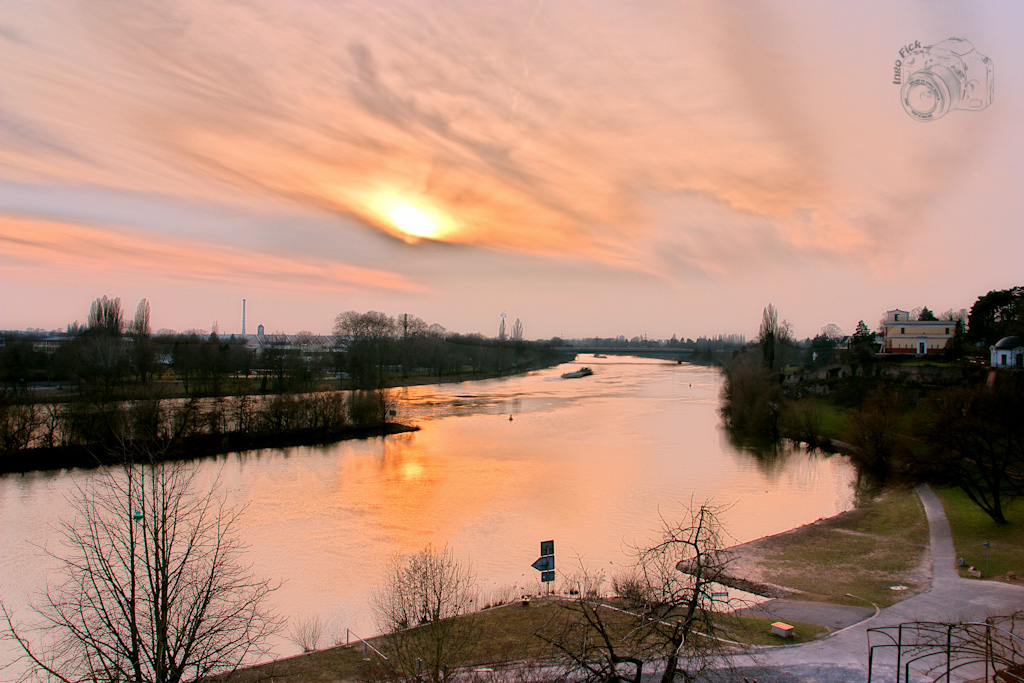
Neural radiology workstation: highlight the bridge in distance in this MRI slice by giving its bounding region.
[555,346,695,363]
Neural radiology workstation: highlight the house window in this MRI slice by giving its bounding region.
[945,328,950,334]
[901,328,905,334]
[1002,354,1007,366]
[895,313,900,321]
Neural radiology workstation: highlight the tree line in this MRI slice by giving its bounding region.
[0,299,567,468]
[1,299,564,400]
[332,310,557,390]
[0,388,403,472]
[720,287,1024,525]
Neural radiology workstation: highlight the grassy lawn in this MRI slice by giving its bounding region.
[718,613,829,646]
[223,597,832,682]
[726,487,929,608]
[220,601,562,683]
[933,486,1024,581]
[811,399,853,441]
[784,396,853,442]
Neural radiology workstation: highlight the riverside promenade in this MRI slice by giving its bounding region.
[712,484,1024,682]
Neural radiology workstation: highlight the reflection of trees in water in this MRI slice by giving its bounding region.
[728,433,861,506]
[726,428,794,477]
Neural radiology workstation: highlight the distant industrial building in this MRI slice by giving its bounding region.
[243,324,345,357]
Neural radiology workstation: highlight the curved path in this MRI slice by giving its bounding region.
[711,484,1024,682]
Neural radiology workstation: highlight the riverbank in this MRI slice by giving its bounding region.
[720,486,930,607]
[14,355,571,404]
[212,486,1024,683]
[0,422,419,475]
[1,358,570,474]
[216,487,936,683]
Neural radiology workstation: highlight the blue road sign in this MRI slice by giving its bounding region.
[532,556,554,572]
[532,540,555,582]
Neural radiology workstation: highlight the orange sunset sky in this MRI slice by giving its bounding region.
[2,1,1022,339]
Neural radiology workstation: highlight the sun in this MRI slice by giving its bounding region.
[388,203,442,241]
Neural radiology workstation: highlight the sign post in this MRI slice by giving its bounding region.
[531,540,555,591]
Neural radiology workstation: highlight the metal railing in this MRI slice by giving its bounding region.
[867,616,1024,682]
[346,628,389,663]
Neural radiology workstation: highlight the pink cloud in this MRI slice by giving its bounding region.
[0,216,425,294]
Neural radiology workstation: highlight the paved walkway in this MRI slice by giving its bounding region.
[704,484,1024,682]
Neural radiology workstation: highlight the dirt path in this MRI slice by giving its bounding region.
[709,484,1024,682]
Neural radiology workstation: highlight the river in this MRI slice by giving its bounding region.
[0,356,857,663]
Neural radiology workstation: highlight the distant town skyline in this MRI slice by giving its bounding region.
[3,2,1023,340]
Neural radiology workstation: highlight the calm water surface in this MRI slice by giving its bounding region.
[0,357,856,660]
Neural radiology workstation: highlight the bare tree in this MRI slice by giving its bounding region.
[719,352,782,440]
[333,311,398,388]
[129,299,150,337]
[288,613,327,653]
[371,544,480,683]
[537,568,647,683]
[2,460,280,683]
[78,296,129,396]
[399,314,430,338]
[88,296,125,335]
[922,373,1024,524]
[819,323,843,341]
[0,396,38,455]
[346,388,397,427]
[129,299,155,384]
[537,503,741,683]
[848,383,907,481]
[631,504,740,682]
[757,304,779,371]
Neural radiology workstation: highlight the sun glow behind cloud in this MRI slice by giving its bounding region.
[380,198,451,242]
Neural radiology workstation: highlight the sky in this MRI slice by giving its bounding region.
[2,1,1022,341]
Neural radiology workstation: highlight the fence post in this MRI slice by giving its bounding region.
[985,621,993,683]
[896,623,903,683]
[946,623,953,682]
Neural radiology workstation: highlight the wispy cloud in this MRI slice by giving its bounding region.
[0,216,424,294]
[4,1,922,268]
[3,0,1022,335]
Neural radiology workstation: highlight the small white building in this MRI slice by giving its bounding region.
[990,336,1024,368]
